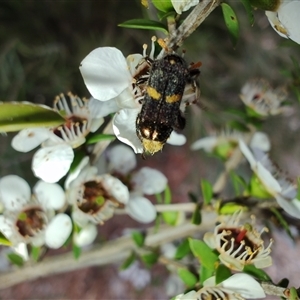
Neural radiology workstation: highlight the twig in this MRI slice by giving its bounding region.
[168,0,221,50]
[0,217,216,290]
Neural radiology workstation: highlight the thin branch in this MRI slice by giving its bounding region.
[168,0,221,50]
[0,217,216,290]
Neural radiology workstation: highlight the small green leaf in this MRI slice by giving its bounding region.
[191,204,202,225]
[221,3,239,47]
[0,231,12,246]
[199,265,215,285]
[188,192,198,203]
[296,178,300,200]
[7,253,24,266]
[164,185,172,204]
[230,171,247,196]
[132,231,146,247]
[239,0,254,25]
[86,133,115,144]
[288,287,298,300]
[141,252,159,268]
[249,0,280,11]
[215,264,231,284]
[177,268,198,288]
[175,239,191,260]
[118,19,168,35]
[152,0,174,13]
[31,246,41,262]
[72,244,82,260]
[189,239,218,270]
[120,251,136,270]
[219,202,246,215]
[0,102,64,132]
[162,211,179,226]
[243,264,272,282]
[270,207,294,241]
[201,179,213,205]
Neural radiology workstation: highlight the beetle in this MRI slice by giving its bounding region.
[135,53,200,155]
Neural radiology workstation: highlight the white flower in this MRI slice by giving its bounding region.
[73,223,98,247]
[12,93,104,183]
[266,1,300,45]
[204,211,273,271]
[171,0,199,14]
[240,79,287,117]
[191,131,270,158]
[80,39,189,154]
[239,140,300,219]
[0,175,72,251]
[106,144,167,223]
[176,273,265,299]
[65,157,129,226]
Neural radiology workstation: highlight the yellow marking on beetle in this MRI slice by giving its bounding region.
[147,86,161,100]
[166,94,181,103]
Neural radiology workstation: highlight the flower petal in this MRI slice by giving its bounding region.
[167,131,186,146]
[250,132,270,152]
[34,181,66,210]
[221,273,266,298]
[275,195,300,219]
[131,167,167,194]
[80,47,131,101]
[101,174,129,204]
[174,290,197,300]
[239,139,256,168]
[191,136,217,151]
[266,11,289,39]
[125,196,156,223]
[88,97,120,119]
[14,242,29,261]
[0,215,14,239]
[113,108,143,154]
[32,144,74,183]
[256,162,281,194]
[0,175,30,210]
[277,1,300,44]
[107,144,137,175]
[73,223,98,247]
[11,128,52,152]
[126,53,144,76]
[171,0,199,14]
[45,213,72,249]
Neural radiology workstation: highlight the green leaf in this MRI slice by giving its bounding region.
[248,0,280,11]
[141,252,159,268]
[132,231,145,247]
[164,185,172,204]
[175,239,191,260]
[221,3,239,47]
[0,102,65,132]
[288,287,299,300]
[177,269,198,288]
[162,211,179,226]
[243,264,272,282]
[230,171,247,196]
[191,204,202,225]
[188,192,198,203]
[120,251,136,270]
[31,246,41,262]
[152,0,174,13]
[270,207,294,241]
[201,179,213,205]
[219,202,246,215]
[7,253,24,266]
[0,231,12,246]
[215,264,231,284]
[118,19,168,35]
[199,265,215,285]
[189,239,218,270]
[86,133,115,144]
[239,0,254,25]
[296,178,300,200]
[72,244,81,260]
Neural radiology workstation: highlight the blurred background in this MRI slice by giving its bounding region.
[0,0,300,299]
